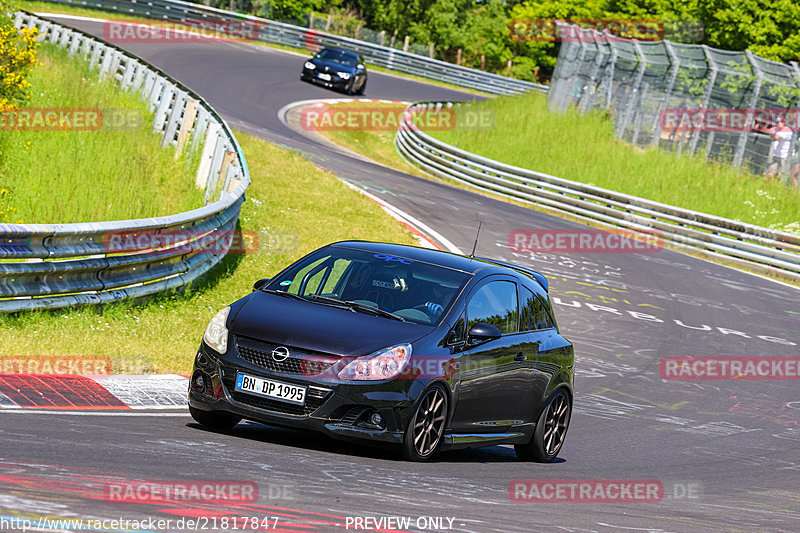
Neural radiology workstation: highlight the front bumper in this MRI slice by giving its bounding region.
[189,342,420,445]
[300,68,350,89]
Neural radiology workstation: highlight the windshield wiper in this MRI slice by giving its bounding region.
[260,288,308,301]
[307,295,406,322]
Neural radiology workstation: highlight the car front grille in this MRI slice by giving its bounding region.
[235,337,338,377]
[221,372,331,417]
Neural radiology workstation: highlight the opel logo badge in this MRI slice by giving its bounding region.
[271,346,290,362]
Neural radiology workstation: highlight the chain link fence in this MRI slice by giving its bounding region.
[548,23,800,188]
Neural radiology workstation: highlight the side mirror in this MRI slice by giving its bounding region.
[252,278,270,291]
[356,63,365,71]
[467,322,502,345]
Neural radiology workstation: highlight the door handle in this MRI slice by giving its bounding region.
[514,353,526,362]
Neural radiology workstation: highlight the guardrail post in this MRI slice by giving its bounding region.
[162,90,188,148]
[196,122,221,189]
[733,51,763,168]
[121,58,138,90]
[175,99,200,158]
[190,107,211,156]
[68,32,81,55]
[204,138,230,204]
[152,83,176,133]
[148,76,166,112]
[13,11,23,29]
[89,42,104,71]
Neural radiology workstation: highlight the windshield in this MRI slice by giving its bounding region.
[317,49,358,67]
[265,246,471,325]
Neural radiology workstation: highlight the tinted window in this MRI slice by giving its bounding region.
[520,286,554,331]
[467,281,519,334]
[267,247,471,325]
[318,49,358,67]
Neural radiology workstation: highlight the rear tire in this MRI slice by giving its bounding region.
[515,389,570,462]
[401,385,448,461]
[189,406,241,430]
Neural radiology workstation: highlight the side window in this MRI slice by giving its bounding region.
[467,280,519,335]
[521,286,554,330]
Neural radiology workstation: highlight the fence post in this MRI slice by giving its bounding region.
[650,41,680,147]
[732,50,763,168]
[379,30,385,46]
[686,46,717,157]
[788,61,800,186]
[457,49,462,66]
[403,36,409,52]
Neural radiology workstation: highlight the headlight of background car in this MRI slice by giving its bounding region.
[338,344,411,380]
[304,61,316,70]
[203,306,230,354]
[337,72,351,80]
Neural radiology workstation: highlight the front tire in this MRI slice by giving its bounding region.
[355,79,366,95]
[402,385,448,461]
[515,389,571,462]
[189,406,241,430]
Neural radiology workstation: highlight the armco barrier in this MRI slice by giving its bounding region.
[396,102,800,283]
[0,12,250,313]
[31,0,546,96]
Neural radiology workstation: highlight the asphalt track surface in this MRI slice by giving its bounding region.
[2,14,799,533]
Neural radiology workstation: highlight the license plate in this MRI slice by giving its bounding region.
[235,372,306,405]
[317,73,331,81]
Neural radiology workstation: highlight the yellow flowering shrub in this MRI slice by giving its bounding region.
[1,10,41,112]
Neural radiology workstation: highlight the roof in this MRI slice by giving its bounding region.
[330,241,549,291]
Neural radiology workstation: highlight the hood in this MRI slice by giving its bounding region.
[311,58,356,74]
[229,291,433,356]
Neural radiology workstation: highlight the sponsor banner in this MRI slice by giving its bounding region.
[660,356,800,380]
[509,229,663,254]
[660,108,800,133]
[509,479,664,503]
[103,480,258,503]
[301,106,494,132]
[103,19,262,43]
[103,229,259,255]
[0,356,112,375]
[0,108,142,131]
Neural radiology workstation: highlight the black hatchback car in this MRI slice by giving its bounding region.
[300,47,367,95]
[189,241,574,461]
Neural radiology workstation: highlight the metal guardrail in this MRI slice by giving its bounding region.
[31,0,547,96]
[0,11,250,313]
[396,102,800,283]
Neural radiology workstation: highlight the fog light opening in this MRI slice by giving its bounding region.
[366,411,384,429]
[191,371,206,393]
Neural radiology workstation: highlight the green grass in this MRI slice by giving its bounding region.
[0,131,418,373]
[430,92,800,232]
[0,43,202,223]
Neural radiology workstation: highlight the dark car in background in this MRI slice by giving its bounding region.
[189,241,574,462]
[300,47,367,95]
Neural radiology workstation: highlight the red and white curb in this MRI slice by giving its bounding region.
[0,374,189,410]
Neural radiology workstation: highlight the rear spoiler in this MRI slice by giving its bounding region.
[477,257,549,292]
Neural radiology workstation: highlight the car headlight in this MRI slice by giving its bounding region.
[304,61,316,70]
[338,344,411,380]
[337,72,351,80]
[203,306,230,354]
